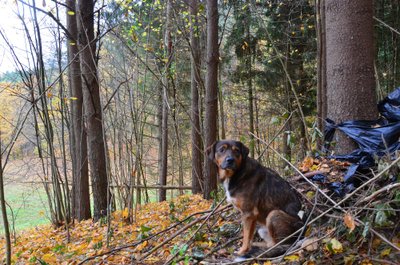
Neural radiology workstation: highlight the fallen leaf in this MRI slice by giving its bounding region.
[325,238,343,254]
[380,248,391,257]
[344,213,356,232]
[301,237,319,251]
[344,254,356,265]
[41,253,57,264]
[284,254,299,261]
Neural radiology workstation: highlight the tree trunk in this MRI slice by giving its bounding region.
[159,0,173,202]
[66,0,91,221]
[325,0,378,154]
[316,0,327,150]
[190,0,204,194]
[77,0,108,221]
[203,0,219,199]
[0,146,11,265]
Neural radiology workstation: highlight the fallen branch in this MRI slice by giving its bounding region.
[137,201,230,262]
[358,182,400,204]
[292,170,325,181]
[162,199,228,265]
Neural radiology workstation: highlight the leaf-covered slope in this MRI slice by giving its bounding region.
[1,195,214,264]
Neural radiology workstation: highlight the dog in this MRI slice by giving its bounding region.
[207,140,304,256]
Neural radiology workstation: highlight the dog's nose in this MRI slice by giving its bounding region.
[225,157,234,164]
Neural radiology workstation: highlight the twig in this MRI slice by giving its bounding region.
[256,111,295,160]
[137,202,229,262]
[358,182,400,204]
[162,199,228,265]
[292,170,325,181]
[374,16,400,36]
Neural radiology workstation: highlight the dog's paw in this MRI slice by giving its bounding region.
[235,247,249,256]
[233,255,250,262]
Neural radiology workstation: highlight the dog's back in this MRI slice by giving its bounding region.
[226,157,302,221]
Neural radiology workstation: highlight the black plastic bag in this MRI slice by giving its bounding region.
[322,87,400,195]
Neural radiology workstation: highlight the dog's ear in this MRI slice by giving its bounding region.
[239,141,249,160]
[206,141,218,161]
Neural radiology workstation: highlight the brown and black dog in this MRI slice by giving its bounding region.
[207,140,304,256]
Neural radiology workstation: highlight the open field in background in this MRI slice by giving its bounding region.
[1,184,50,231]
[0,157,193,233]
[1,158,52,232]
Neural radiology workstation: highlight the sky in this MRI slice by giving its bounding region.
[0,0,56,75]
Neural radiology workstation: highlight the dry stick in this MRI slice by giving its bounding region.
[254,229,335,264]
[162,199,228,265]
[374,16,400,36]
[138,202,229,262]
[251,132,400,252]
[256,111,295,160]
[358,182,400,204]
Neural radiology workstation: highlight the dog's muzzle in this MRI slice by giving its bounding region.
[221,157,236,170]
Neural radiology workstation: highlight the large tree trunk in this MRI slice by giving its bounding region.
[316,0,327,147]
[159,0,172,202]
[66,0,90,221]
[203,0,219,199]
[190,0,204,194]
[77,0,108,221]
[325,0,378,154]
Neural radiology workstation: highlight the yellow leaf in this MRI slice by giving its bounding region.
[41,253,57,263]
[69,41,76,46]
[344,255,356,265]
[136,241,148,252]
[263,262,272,265]
[326,238,343,254]
[380,248,391,257]
[69,97,78,100]
[284,254,299,261]
[122,208,129,219]
[47,91,53,98]
[306,191,315,199]
[344,213,356,232]
[67,10,75,16]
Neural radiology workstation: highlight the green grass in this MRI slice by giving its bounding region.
[0,183,192,233]
[0,183,50,232]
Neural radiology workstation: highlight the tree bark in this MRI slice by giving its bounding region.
[77,0,108,220]
[159,0,173,201]
[66,0,91,221]
[190,0,204,194]
[325,0,378,154]
[203,0,219,199]
[0,146,11,265]
[316,0,327,146]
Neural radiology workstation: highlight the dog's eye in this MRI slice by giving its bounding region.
[218,147,225,152]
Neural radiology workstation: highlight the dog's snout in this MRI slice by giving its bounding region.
[225,157,234,164]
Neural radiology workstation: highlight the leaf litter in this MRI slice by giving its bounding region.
[1,154,400,265]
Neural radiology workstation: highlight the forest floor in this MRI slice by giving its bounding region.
[1,158,400,264]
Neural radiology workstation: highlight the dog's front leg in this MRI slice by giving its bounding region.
[237,215,256,255]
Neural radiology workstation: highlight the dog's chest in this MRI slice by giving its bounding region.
[223,179,238,208]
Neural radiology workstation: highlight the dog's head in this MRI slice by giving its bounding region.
[207,140,249,181]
